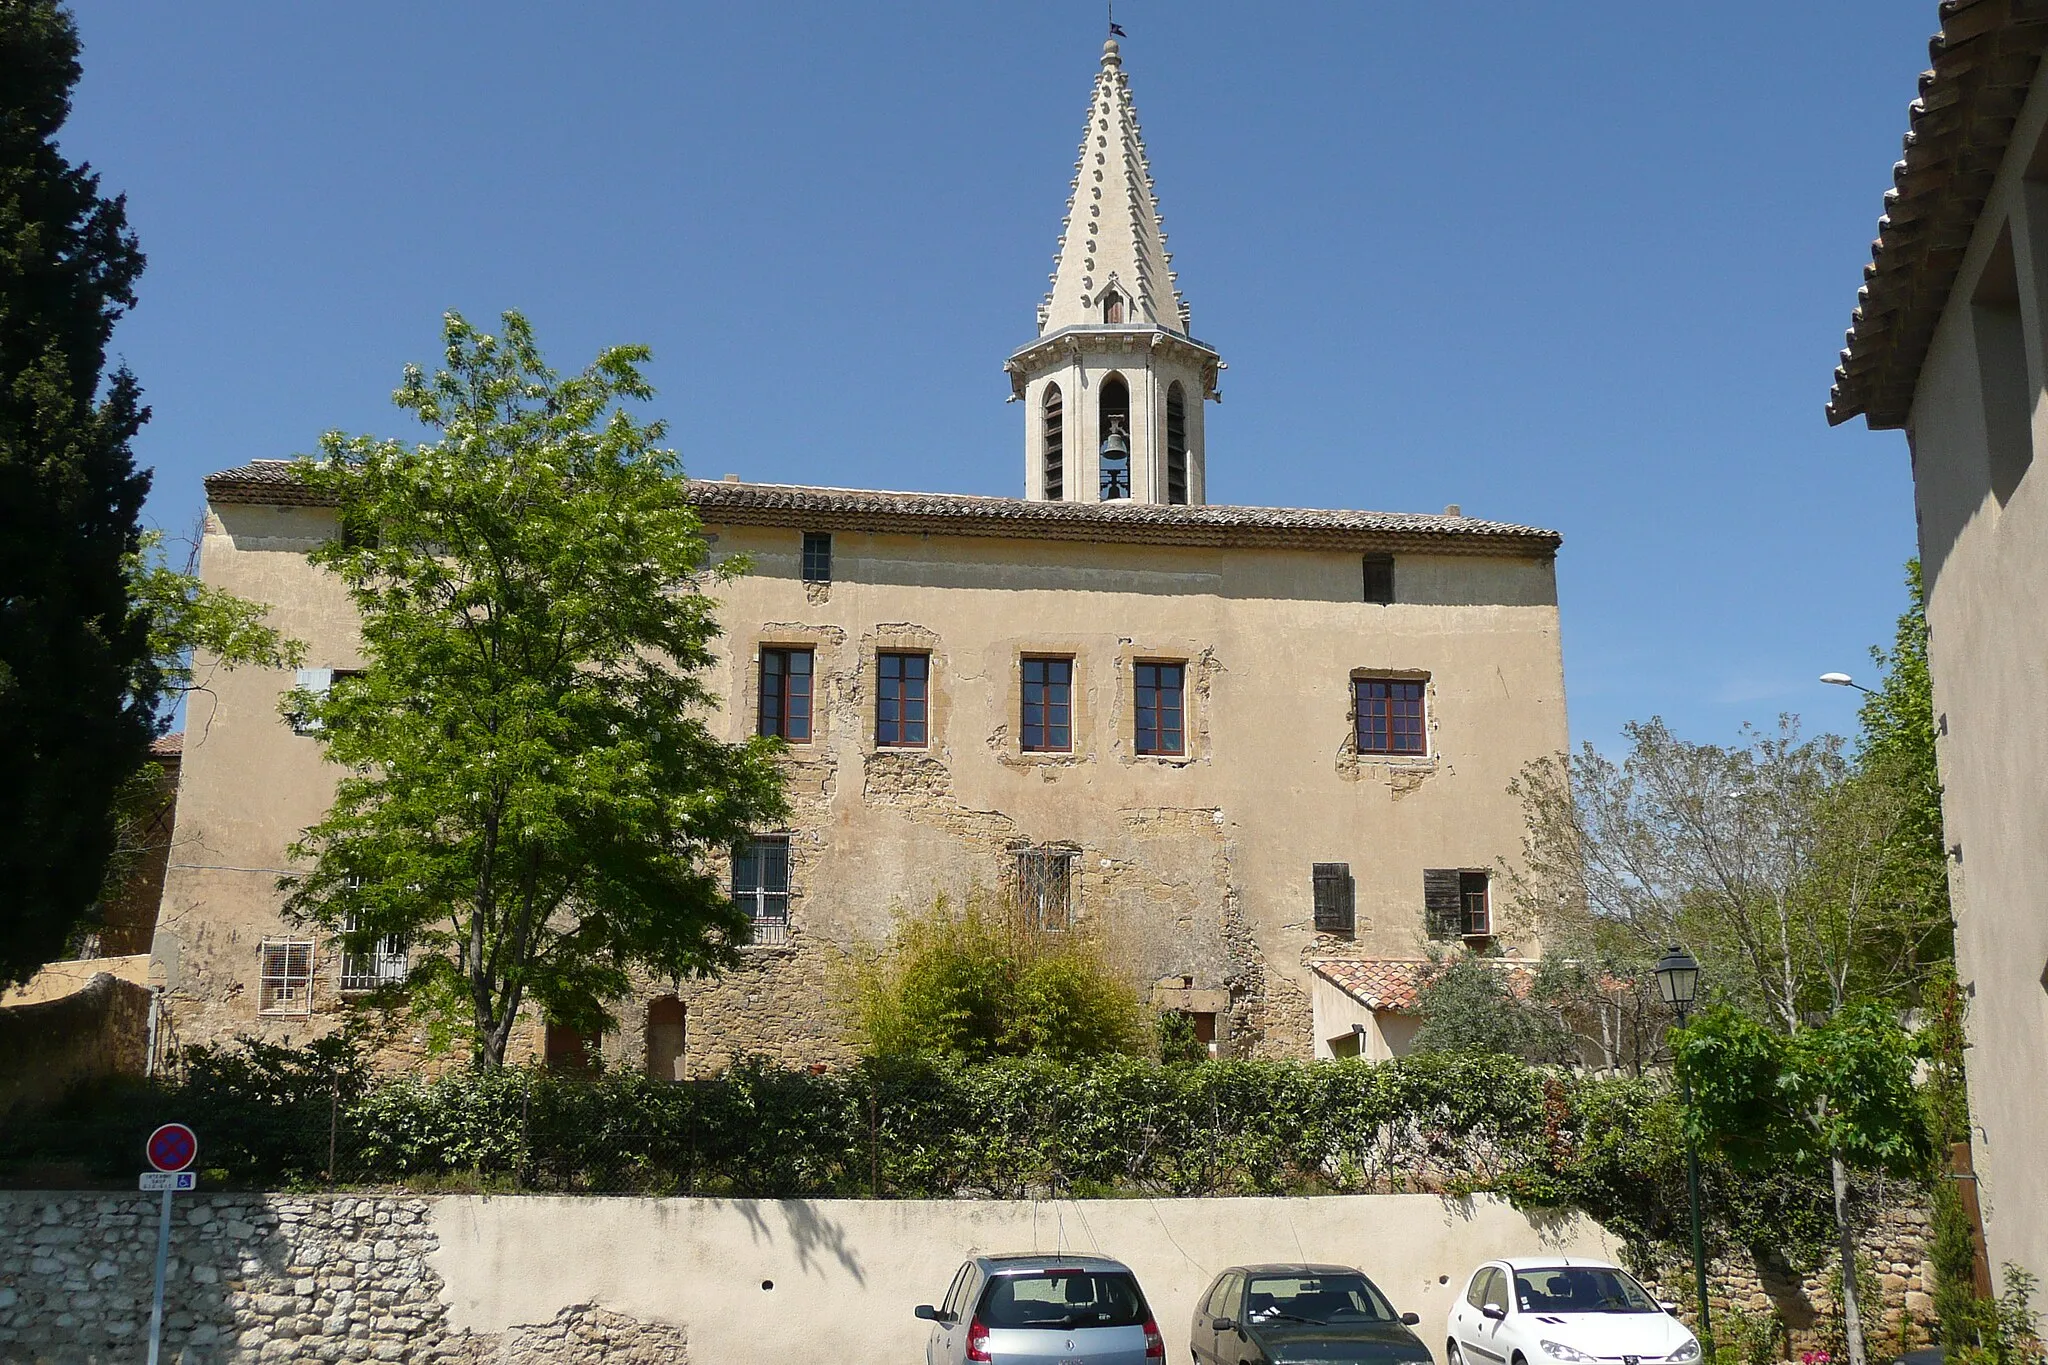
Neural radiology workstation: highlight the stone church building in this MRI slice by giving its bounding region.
[152,35,1569,1073]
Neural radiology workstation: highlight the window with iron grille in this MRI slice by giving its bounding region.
[733,836,791,946]
[337,912,407,992]
[876,652,929,747]
[1312,862,1355,936]
[1423,868,1491,940]
[758,648,813,741]
[1135,662,1185,756]
[1016,847,1075,931]
[1354,677,1426,756]
[801,532,832,583]
[1042,384,1065,501]
[1460,871,1492,937]
[1165,383,1189,505]
[1021,658,1072,752]
[259,939,314,1014]
[1362,554,1395,605]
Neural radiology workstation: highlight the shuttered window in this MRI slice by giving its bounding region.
[1312,863,1355,936]
[1423,869,1465,941]
[1043,385,1065,501]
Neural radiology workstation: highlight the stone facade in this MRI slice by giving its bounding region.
[0,1193,688,1365]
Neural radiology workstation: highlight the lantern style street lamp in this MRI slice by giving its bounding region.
[1656,945,1712,1354]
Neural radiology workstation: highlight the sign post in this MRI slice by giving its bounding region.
[142,1123,199,1365]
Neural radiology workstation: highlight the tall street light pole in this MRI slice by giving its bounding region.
[1656,945,1711,1356]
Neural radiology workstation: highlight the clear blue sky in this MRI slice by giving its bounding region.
[63,1,1933,756]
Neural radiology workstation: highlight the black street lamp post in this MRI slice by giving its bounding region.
[1656,945,1712,1356]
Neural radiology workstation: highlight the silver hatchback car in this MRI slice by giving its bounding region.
[916,1253,1166,1365]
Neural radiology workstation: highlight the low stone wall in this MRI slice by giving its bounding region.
[0,974,153,1117]
[1637,1203,1935,1358]
[0,1190,1622,1365]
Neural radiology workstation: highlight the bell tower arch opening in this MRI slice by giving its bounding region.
[1098,373,1132,500]
[1042,383,1066,501]
[1165,381,1188,505]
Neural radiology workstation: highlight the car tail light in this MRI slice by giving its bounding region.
[966,1316,992,1363]
[1143,1317,1165,1359]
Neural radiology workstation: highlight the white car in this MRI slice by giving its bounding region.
[1446,1258,1701,1365]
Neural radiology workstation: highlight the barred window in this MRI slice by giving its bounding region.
[259,939,314,1014]
[876,652,929,747]
[733,836,791,946]
[1354,677,1426,756]
[801,531,832,583]
[337,912,407,993]
[1021,658,1072,752]
[1135,662,1185,756]
[758,648,813,741]
[1016,847,1075,931]
[1312,862,1355,936]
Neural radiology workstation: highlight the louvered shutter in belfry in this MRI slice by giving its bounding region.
[1312,863,1354,936]
[1423,869,1464,940]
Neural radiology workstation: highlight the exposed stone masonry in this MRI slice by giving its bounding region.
[0,1193,686,1365]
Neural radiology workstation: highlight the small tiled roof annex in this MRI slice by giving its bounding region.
[1309,958,1539,1014]
[203,463,1561,557]
[1828,0,2048,429]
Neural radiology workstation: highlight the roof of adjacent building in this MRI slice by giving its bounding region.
[1309,958,1534,1013]
[1828,0,2048,429]
[148,732,183,760]
[203,463,1562,556]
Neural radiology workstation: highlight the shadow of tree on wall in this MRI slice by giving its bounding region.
[735,1197,868,1285]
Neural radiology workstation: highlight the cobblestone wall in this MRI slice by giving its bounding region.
[1638,1203,1935,1359]
[0,1193,687,1365]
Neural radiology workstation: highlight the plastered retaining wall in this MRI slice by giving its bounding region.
[0,1191,1617,1364]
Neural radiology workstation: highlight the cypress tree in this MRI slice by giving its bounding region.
[0,1,156,987]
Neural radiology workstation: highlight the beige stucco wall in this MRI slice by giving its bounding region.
[1900,49,2048,1294]
[432,1193,1614,1365]
[154,494,1566,1068]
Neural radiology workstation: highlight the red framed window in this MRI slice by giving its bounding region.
[1021,658,1072,752]
[1354,678,1425,755]
[876,652,929,747]
[758,648,813,741]
[1135,662,1185,756]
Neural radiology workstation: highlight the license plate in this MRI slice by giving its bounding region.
[1625,1355,1641,1364]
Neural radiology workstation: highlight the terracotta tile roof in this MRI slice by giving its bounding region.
[1829,0,2048,429]
[204,464,1561,557]
[148,733,183,759]
[1309,957,1544,1013]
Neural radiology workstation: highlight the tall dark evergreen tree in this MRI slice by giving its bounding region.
[0,1,156,987]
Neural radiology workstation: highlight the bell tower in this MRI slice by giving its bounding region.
[1006,34,1222,505]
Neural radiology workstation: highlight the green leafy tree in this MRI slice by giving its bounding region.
[1675,1004,1929,1365]
[848,893,1147,1062]
[0,1,154,987]
[279,311,788,1069]
[1411,952,1583,1064]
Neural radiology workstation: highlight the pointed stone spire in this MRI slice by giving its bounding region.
[1038,36,1188,336]
[1007,34,1220,506]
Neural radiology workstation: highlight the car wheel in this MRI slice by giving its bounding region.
[1448,1343,1464,1365]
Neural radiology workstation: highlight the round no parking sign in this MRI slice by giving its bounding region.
[146,1123,198,1173]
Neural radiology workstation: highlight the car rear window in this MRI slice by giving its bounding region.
[1245,1273,1397,1325]
[977,1270,1148,1329]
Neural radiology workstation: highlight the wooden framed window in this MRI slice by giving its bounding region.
[1362,554,1394,605]
[1042,384,1065,501]
[757,648,813,741]
[1312,862,1355,936]
[1102,288,1124,324]
[1354,677,1426,756]
[1460,870,1492,936]
[1020,657,1073,752]
[337,912,407,992]
[801,531,832,583]
[1016,847,1075,931]
[258,939,314,1014]
[876,652,929,747]
[288,667,364,736]
[1134,662,1185,756]
[733,836,791,946]
[1424,869,1491,940]
[1165,382,1189,505]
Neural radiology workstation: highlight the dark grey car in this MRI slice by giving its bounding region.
[1191,1263,1434,1365]
[916,1253,1165,1365]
